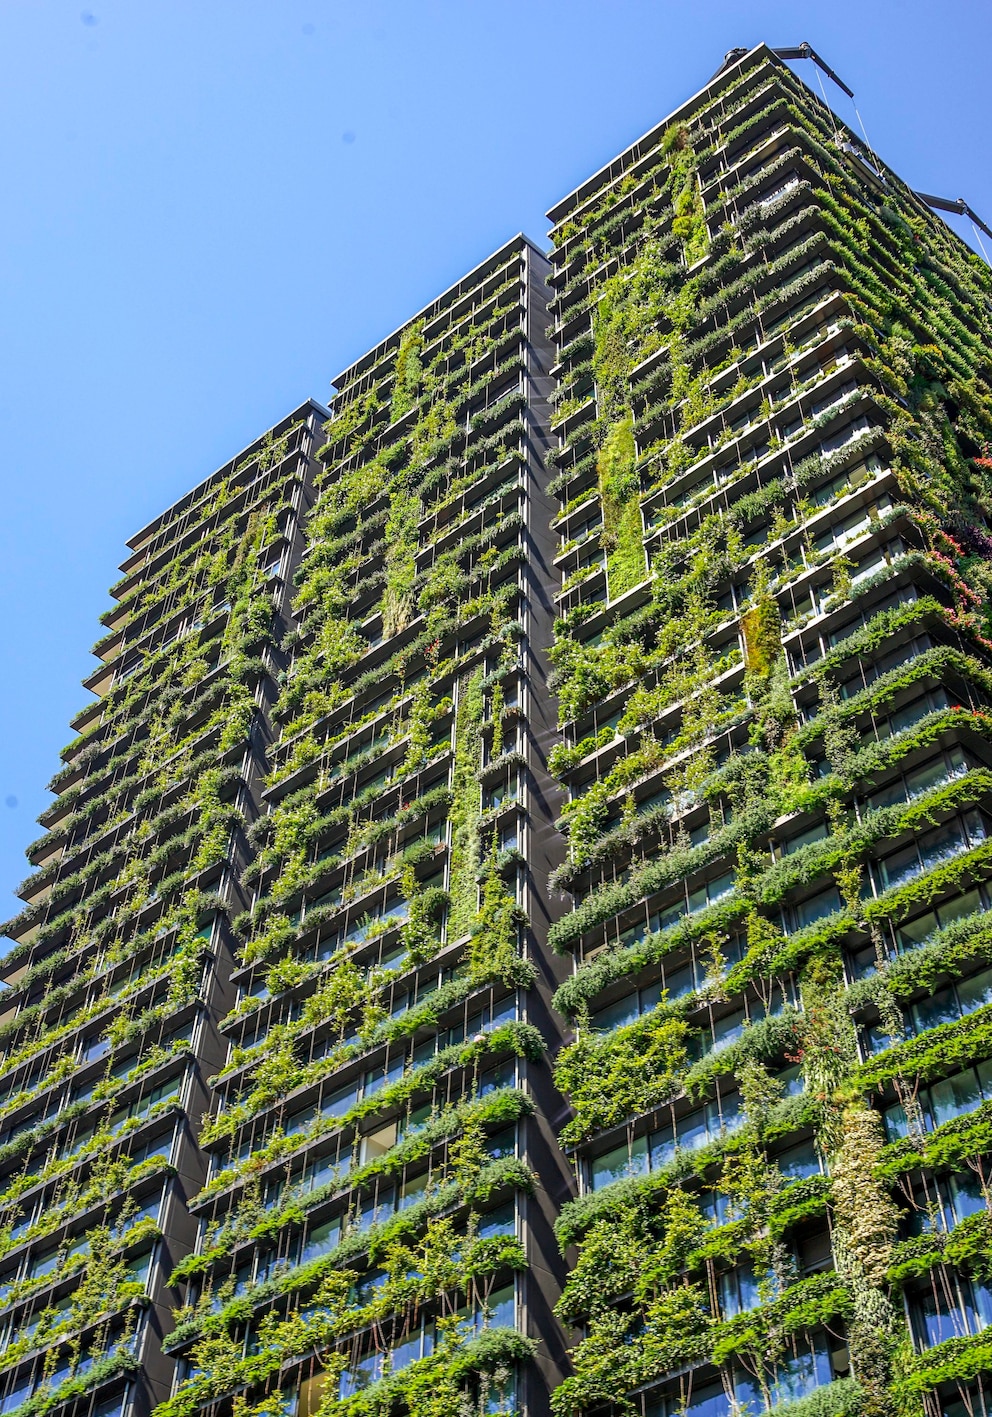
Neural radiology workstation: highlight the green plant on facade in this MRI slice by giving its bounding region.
[143,252,541,1417]
[0,412,312,1417]
[545,45,992,1417]
[11,44,992,1417]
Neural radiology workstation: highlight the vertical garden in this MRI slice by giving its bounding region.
[545,43,992,1417]
[154,239,558,1417]
[4,40,992,1417]
[0,408,323,1417]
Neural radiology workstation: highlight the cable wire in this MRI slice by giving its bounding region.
[970,220,991,265]
[853,101,884,179]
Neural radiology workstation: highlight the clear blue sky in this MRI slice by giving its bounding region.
[2,0,990,915]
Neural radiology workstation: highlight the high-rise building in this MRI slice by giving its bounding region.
[544,42,992,1417]
[0,404,327,1417]
[157,235,571,1417]
[4,39,992,1417]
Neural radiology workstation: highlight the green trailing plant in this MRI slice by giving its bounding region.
[597,416,646,598]
[391,320,424,421]
[448,670,485,941]
[544,52,992,1417]
[555,1009,690,1143]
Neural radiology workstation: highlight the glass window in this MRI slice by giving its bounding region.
[896,909,940,951]
[699,1190,732,1229]
[878,841,923,892]
[354,1268,387,1305]
[320,1082,360,1122]
[401,1102,432,1139]
[910,986,962,1035]
[881,1100,910,1142]
[777,1138,822,1180]
[46,1354,74,1392]
[299,1152,339,1195]
[398,1172,429,1211]
[0,1379,33,1415]
[677,1109,710,1151]
[776,1065,805,1098]
[483,1369,516,1414]
[718,1260,761,1317]
[663,960,698,999]
[894,887,987,953]
[114,1190,162,1236]
[940,888,984,926]
[948,1172,988,1225]
[390,1325,431,1373]
[7,1206,34,1245]
[654,900,687,933]
[716,1092,743,1132]
[910,1279,988,1349]
[768,1335,833,1404]
[788,884,842,932]
[209,1259,252,1312]
[299,1216,340,1266]
[127,1127,176,1168]
[886,1061,992,1138]
[646,1378,732,1417]
[589,993,640,1033]
[339,1351,382,1397]
[920,820,970,870]
[485,1126,516,1160]
[478,1058,516,1097]
[481,1281,515,1329]
[483,777,518,812]
[957,967,992,1015]
[618,916,647,949]
[477,1202,516,1240]
[353,1187,395,1234]
[870,776,913,811]
[378,943,408,973]
[780,821,828,856]
[890,686,950,734]
[28,1245,60,1279]
[590,1135,648,1191]
[707,870,735,903]
[941,1390,992,1417]
[640,979,665,1012]
[364,1056,405,1098]
[650,1126,677,1172]
[710,1009,746,1054]
[862,1020,897,1057]
[637,787,671,817]
[124,1246,154,1289]
[906,747,966,798]
[930,1070,983,1127]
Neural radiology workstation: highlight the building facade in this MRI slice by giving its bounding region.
[4,39,992,1417]
[0,405,326,1417]
[544,42,992,1417]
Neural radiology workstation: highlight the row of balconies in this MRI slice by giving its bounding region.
[207,976,520,1179]
[112,457,303,615]
[319,281,526,471]
[561,652,975,910]
[555,353,870,596]
[267,590,522,801]
[546,59,778,266]
[550,232,843,507]
[555,479,919,751]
